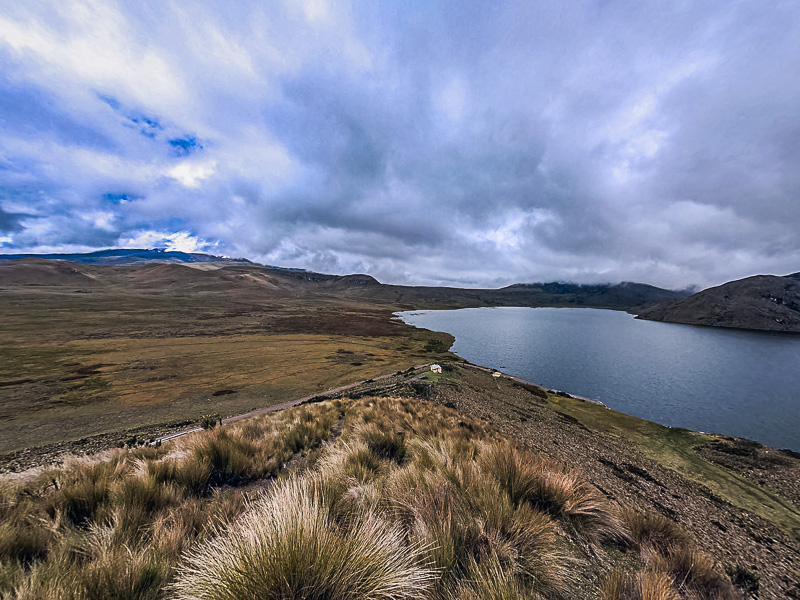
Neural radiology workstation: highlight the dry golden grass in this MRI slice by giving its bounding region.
[478,441,624,541]
[611,509,741,600]
[172,477,435,600]
[0,395,738,600]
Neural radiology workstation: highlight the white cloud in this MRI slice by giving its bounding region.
[0,1,798,289]
[117,230,217,253]
[166,161,217,188]
[0,2,185,111]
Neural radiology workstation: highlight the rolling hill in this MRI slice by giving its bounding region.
[637,273,800,332]
[0,250,688,310]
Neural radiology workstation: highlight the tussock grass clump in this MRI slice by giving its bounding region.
[281,404,338,453]
[46,458,125,527]
[171,477,435,600]
[601,566,680,600]
[619,509,690,554]
[452,554,536,600]
[192,429,259,488]
[361,424,408,463]
[615,509,740,600]
[0,485,54,566]
[383,442,570,597]
[479,442,623,540]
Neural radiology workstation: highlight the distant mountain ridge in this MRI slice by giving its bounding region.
[0,249,687,310]
[636,273,800,332]
[0,248,260,267]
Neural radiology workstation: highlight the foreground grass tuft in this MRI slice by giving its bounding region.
[172,477,435,600]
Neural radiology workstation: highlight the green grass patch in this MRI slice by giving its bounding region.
[547,394,800,537]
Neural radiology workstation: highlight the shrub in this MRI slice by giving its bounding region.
[727,564,759,595]
[199,414,220,430]
[424,339,450,353]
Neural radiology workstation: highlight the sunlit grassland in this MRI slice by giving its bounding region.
[547,393,800,537]
[0,330,452,454]
[0,285,456,454]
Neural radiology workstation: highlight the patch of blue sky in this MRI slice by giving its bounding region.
[159,217,188,231]
[97,93,164,139]
[128,115,163,138]
[101,193,139,205]
[168,136,202,156]
[96,94,120,111]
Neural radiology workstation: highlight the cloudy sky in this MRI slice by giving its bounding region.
[1,1,799,289]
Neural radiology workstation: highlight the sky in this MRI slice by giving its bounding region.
[1,1,799,289]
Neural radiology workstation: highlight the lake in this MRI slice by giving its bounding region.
[397,307,800,451]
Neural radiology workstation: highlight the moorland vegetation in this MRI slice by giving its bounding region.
[1,394,739,599]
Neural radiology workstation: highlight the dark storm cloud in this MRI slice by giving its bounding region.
[0,207,25,232]
[0,0,799,287]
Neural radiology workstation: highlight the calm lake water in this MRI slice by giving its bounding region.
[398,307,800,451]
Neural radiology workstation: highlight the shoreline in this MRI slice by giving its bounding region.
[395,307,800,452]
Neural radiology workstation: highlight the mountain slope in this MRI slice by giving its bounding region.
[0,250,686,310]
[636,273,800,332]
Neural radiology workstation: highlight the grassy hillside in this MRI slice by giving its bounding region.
[0,257,679,458]
[2,259,798,597]
[0,392,740,600]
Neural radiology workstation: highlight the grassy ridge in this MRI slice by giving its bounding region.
[0,395,737,599]
[547,393,800,537]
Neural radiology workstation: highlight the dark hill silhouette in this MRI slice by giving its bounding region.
[636,273,800,332]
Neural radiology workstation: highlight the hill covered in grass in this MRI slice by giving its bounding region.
[0,388,744,600]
